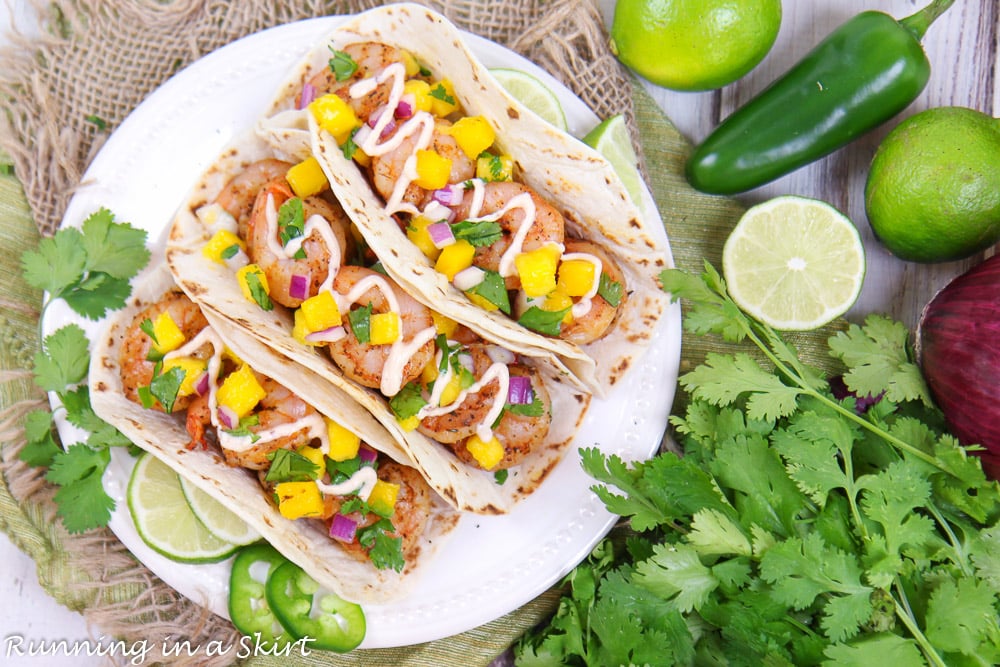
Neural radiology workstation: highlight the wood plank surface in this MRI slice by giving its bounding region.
[599,0,999,329]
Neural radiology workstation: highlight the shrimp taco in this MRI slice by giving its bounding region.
[166,131,590,515]
[255,3,672,396]
[89,263,458,603]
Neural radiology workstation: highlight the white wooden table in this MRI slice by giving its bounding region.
[2,2,997,665]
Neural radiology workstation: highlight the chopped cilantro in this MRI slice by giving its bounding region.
[429,83,455,105]
[341,127,360,161]
[451,220,502,247]
[328,48,358,81]
[598,272,624,307]
[266,448,320,483]
[518,305,568,336]
[465,269,510,314]
[389,381,427,421]
[358,519,404,572]
[244,270,273,311]
[223,414,262,443]
[494,469,509,485]
[507,390,545,418]
[327,455,363,485]
[221,243,241,260]
[147,364,186,414]
[277,197,306,259]
[348,302,373,344]
[478,151,505,181]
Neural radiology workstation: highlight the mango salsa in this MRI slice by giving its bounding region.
[275,481,324,520]
[367,479,400,516]
[216,364,266,418]
[325,418,362,462]
[286,156,328,198]
[201,229,245,264]
[449,115,495,159]
[413,149,452,190]
[466,434,504,470]
[369,312,401,345]
[435,239,476,281]
[299,291,342,333]
[429,79,459,117]
[309,94,361,143]
[160,357,207,397]
[149,311,186,355]
[558,258,598,297]
[515,244,562,298]
[407,215,441,260]
[402,79,433,113]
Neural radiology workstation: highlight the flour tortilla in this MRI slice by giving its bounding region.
[165,131,591,514]
[257,2,673,397]
[89,263,457,604]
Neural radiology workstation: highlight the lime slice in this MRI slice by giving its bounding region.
[582,114,646,211]
[722,196,865,331]
[489,68,568,131]
[179,475,261,546]
[127,453,239,563]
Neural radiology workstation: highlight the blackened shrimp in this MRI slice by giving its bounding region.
[450,181,566,289]
[245,177,353,308]
[555,239,628,346]
[417,344,499,444]
[302,42,414,120]
[119,291,210,412]
[327,265,436,394]
[213,159,292,239]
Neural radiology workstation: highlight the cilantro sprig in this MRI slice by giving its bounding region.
[19,209,148,533]
[516,263,1000,667]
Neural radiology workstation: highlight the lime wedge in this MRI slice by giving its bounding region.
[180,475,261,546]
[583,114,645,211]
[489,68,568,131]
[127,453,239,563]
[723,196,866,331]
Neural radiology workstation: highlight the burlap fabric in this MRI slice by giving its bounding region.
[0,1,843,665]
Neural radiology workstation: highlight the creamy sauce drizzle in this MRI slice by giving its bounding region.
[561,252,603,318]
[263,193,343,295]
[417,344,510,442]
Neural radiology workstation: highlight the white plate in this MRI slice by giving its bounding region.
[47,15,682,650]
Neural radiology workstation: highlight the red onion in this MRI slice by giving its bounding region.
[427,221,456,249]
[329,513,358,543]
[298,83,317,110]
[194,371,210,396]
[395,95,415,119]
[305,325,347,343]
[507,375,533,405]
[432,184,464,206]
[289,273,310,301]
[367,106,397,138]
[358,445,378,466]
[217,405,238,430]
[917,254,1000,477]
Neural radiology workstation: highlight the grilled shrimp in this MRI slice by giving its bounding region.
[555,239,628,346]
[370,119,475,211]
[213,159,292,239]
[450,181,566,289]
[302,42,411,120]
[331,460,432,564]
[119,291,210,412]
[327,265,436,394]
[417,344,500,444]
[245,177,353,308]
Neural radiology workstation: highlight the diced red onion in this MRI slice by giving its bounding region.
[507,375,533,405]
[427,221,456,249]
[217,405,238,430]
[453,266,486,291]
[194,371,210,396]
[423,201,456,224]
[367,106,397,138]
[329,513,358,543]
[305,325,347,343]
[367,106,386,128]
[298,83,317,110]
[432,184,464,206]
[358,445,378,466]
[395,95,415,119]
[289,273,310,301]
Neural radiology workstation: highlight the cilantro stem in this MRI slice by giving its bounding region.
[892,594,947,667]
[926,503,972,577]
[839,451,870,541]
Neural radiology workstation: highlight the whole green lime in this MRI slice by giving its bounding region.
[865,107,1000,263]
[609,0,782,91]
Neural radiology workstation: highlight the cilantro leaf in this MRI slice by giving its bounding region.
[277,197,305,253]
[20,410,61,467]
[348,302,373,344]
[244,270,273,311]
[451,220,502,247]
[925,577,998,656]
[679,352,803,422]
[821,633,926,666]
[46,446,114,533]
[465,269,510,314]
[61,272,133,319]
[686,508,752,557]
[518,305,568,336]
[759,534,871,610]
[328,48,358,81]
[80,207,150,279]
[33,324,90,392]
[633,542,717,613]
[389,381,427,421]
[266,448,321,483]
[359,520,404,572]
[597,272,623,307]
[21,227,87,296]
[147,365,186,413]
[429,83,455,105]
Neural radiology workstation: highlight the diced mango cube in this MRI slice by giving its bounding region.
[543,288,575,325]
[435,239,476,281]
[413,149,452,190]
[401,50,421,77]
[448,116,495,160]
[149,311,186,355]
[297,445,326,472]
[558,259,598,297]
[407,215,441,260]
[467,292,500,312]
[431,311,458,337]
[466,434,504,470]
[275,481,324,520]
[292,309,321,347]
[216,364,266,417]
[309,94,361,143]
[398,415,421,431]
[515,244,562,298]
[202,229,245,264]
[237,264,270,307]
[403,79,433,113]
[429,79,459,117]
[325,418,362,462]
[160,357,207,397]
[476,153,514,181]
[299,291,342,333]
[367,479,400,516]
[439,372,464,406]
[421,359,439,385]
[369,312,401,345]
[286,156,328,198]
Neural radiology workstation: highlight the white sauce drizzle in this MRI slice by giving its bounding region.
[316,465,378,501]
[417,345,510,442]
[263,193,343,295]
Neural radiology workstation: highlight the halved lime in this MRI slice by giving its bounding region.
[583,114,646,210]
[489,68,568,131]
[179,475,261,546]
[127,453,239,563]
[723,196,865,331]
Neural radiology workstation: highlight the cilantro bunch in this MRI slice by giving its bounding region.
[515,263,1000,667]
[19,209,149,532]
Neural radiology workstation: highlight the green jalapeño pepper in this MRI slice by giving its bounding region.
[686,0,955,195]
[229,543,294,650]
[265,560,366,652]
